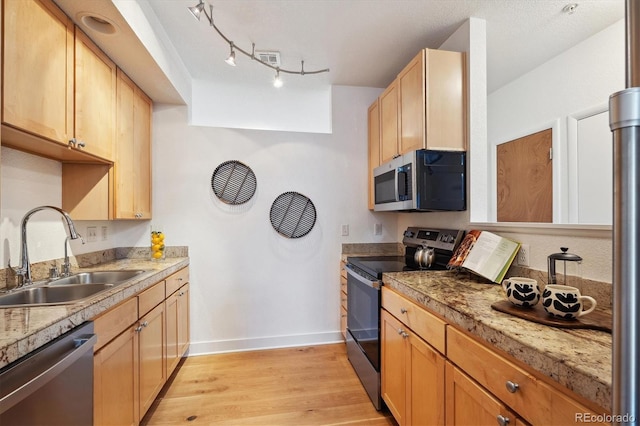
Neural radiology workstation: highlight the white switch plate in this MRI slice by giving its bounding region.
[374,223,382,235]
[341,224,349,236]
[101,226,108,241]
[86,226,97,243]
[517,244,530,266]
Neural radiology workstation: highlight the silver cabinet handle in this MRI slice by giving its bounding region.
[135,325,143,332]
[496,415,510,426]
[505,381,519,393]
[400,308,407,314]
[397,329,409,338]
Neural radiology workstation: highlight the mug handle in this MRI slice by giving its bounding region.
[578,296,597,316]
[501,279,511,293]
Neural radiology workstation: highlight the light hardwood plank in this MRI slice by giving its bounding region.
[142,344,396,426]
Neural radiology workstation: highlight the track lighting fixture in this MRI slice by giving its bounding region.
[188,1,329,87]
[225,43,236,66]
[273,69,283,88]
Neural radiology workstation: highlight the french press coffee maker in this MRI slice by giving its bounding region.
[547,247,582,287]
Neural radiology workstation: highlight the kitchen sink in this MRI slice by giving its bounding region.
[48,270,147,286]
[0,284,115,307]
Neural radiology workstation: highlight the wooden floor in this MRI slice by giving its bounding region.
[142,343,397,426]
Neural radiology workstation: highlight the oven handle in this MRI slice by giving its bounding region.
[345,264,381,290]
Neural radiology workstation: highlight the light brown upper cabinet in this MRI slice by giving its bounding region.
[74,28,116,162]
[2,0,114,164]
[368,99,381,210]
[379,80,400,163]
[115,70,152,219]
[375,48,467,165]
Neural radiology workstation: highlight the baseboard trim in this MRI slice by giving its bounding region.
[187,331,344,356]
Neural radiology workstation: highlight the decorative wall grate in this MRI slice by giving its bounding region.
[270,191,317,238]
[211,160,257,205]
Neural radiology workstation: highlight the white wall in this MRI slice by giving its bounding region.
[152,85,396,354]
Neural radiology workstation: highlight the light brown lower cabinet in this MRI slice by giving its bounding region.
[93,267,190,425]
[381,286,608,426]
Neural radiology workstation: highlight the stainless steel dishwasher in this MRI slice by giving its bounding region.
[0,321,96,426]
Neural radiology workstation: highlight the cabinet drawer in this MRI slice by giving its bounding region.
[93,297,138,351]
[381,287,446,354]
[166,267,189,296]
[138,280,165,317]
[447,326,549,425]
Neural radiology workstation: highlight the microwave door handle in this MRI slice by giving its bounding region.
[397,170,407,200]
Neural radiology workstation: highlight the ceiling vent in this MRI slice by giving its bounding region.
[255,51,281,67]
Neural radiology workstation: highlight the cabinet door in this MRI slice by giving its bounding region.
[368,99,381,210]
[94,326,139,426]
[424,49,466,151]
[75,28,116,161]
[446,362,516,426]
[138,302,166,421]
[408,330,445,426]
[115,70,152,219]
[379,80,399,163]
[2,0,73,143]
[398,50,425,155]
[166,283,189,376]
[381,310,407,425]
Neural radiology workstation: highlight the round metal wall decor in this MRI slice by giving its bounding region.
[211,160,257,205]
[270,191,317,238]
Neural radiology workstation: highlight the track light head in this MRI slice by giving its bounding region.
[188,0,205,20]
[225,49,236,66]
[273,70,283,88]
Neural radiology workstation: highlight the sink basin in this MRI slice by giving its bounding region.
[0,284,115,307]
[49,270,146,286]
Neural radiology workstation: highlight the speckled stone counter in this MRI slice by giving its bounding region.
[0,257,189,369]
[382,270,612,412]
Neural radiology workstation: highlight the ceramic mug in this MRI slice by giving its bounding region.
[542,285,597,319]
[501,277,541,307]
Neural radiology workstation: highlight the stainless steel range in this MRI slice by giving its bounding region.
[344,227,464,410]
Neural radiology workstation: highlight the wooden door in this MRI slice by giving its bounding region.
[368,99,381,210]
[75,28,116,161]
[2,0,73,143]
[381,310,407,425]
[408,332,445,426]
[138,302,166,421]
[445,362,515,426]
[379,80,399,163]
[399,50,425,155]
[165,288,180,376]
[425,49,467,151]
[497,128,553,222]
[94,326,139,426]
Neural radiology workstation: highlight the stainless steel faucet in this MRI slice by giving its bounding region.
[11,206,83,286]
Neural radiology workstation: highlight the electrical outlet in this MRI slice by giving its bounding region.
[101,226,108,241]
[341,224,349,236]
[517,244,530,266]
[374,223,382,236]
[86,226,97,243]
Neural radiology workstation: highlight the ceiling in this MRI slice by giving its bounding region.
[54,0,625,103]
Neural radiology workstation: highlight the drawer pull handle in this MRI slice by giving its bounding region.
[505,381,519,393]
[400,308,407,314]
[496,415,510,426]
[397,329,409,338]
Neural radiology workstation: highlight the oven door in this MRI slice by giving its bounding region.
[345,265,381,370]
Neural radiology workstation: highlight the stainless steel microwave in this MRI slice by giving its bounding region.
[373,149,466,212]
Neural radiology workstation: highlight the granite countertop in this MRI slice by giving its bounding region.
[383,270,612,412]
[0,257,189,369]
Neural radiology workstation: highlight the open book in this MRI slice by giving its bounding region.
[447,230,521,283]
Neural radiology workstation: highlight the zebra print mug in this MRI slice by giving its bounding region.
[542,285,597,319]
[501,277,541,308]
